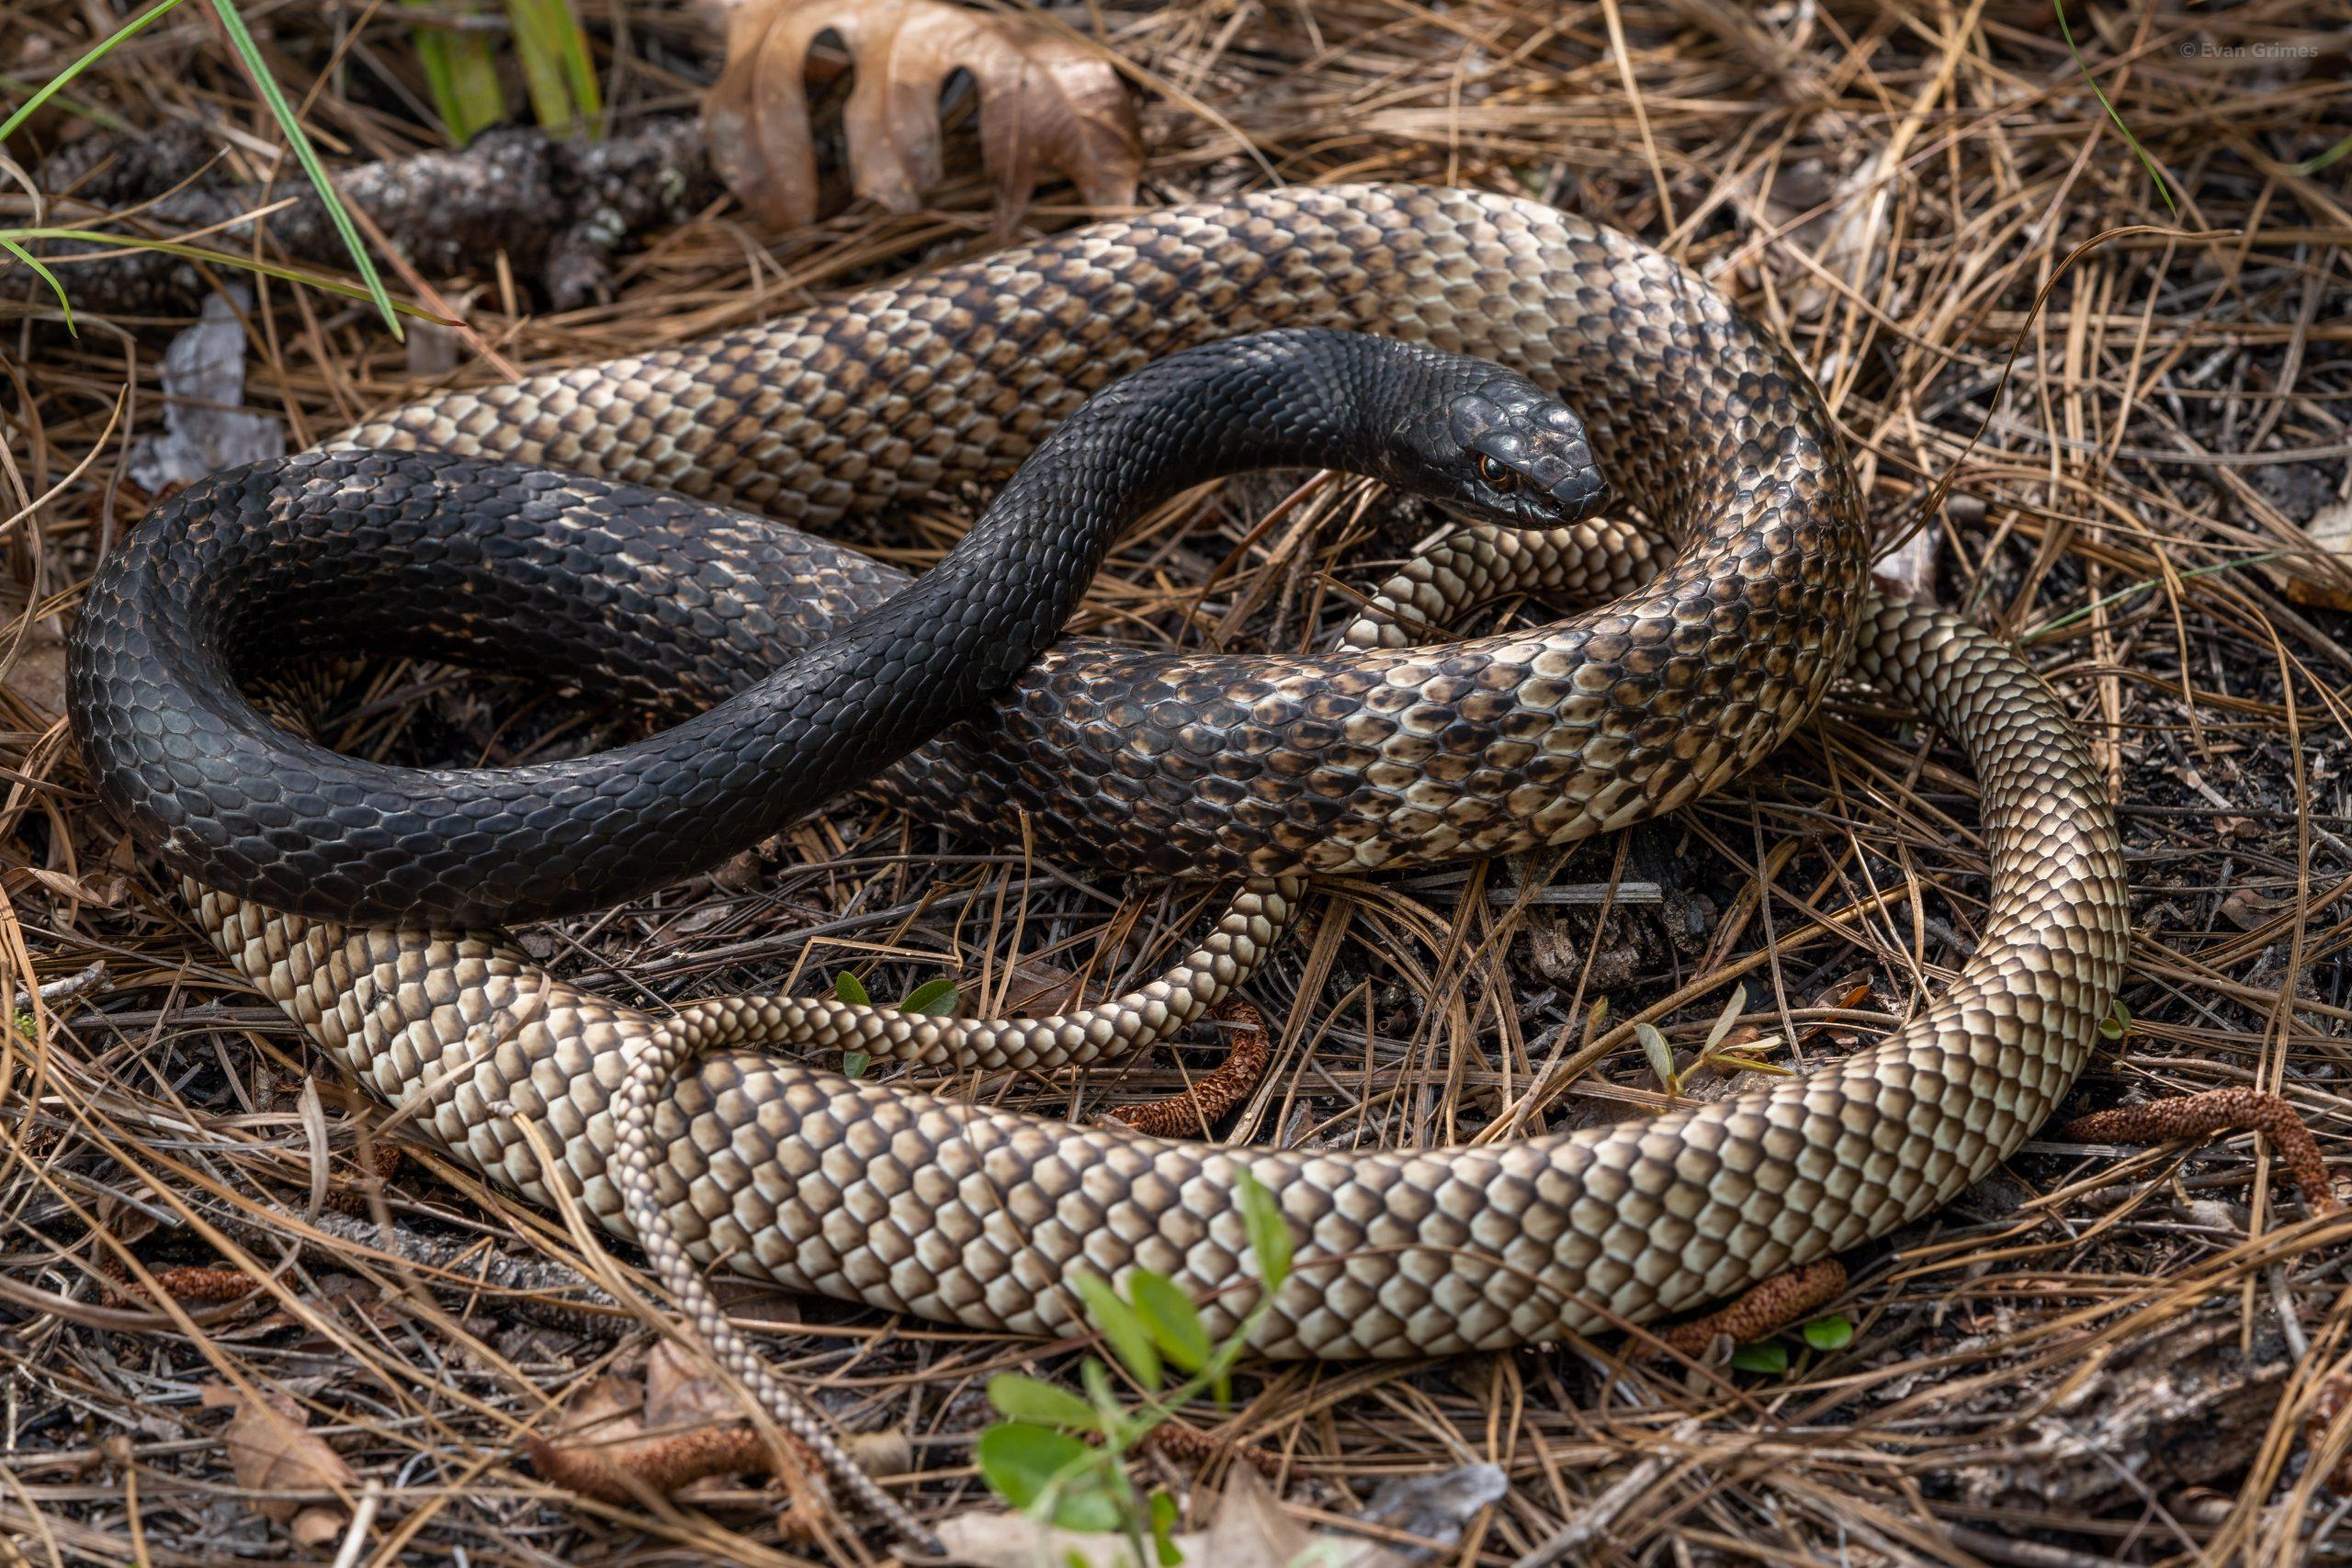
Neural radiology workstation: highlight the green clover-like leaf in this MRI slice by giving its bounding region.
[901,977,959,1015]
[1801,1314,1855,1352]
[977,1422,1093,1510]
[1046,1473,1126,1534]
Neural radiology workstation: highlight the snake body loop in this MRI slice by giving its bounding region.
[73,330,1606,925]
[71,187,2123,1480]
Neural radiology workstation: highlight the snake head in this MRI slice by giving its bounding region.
[1438,379,1609,525]
[1380,357,1609,527]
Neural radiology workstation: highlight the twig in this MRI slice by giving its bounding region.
[11,959,108,1015]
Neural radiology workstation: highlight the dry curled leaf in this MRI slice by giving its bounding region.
[199,1382,357,1549]
[998,955,1085,1018]
[704,0,1140,229]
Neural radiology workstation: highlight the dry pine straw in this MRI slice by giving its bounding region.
[1,1,2350,1563]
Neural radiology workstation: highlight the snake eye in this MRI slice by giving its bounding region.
[1478,454,1517,491]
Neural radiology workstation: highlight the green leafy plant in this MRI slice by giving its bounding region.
[975,1171,1294,1564]
[507,0,599,136]
[407,0,602,146]
[1,0,403,336]
[831,970,959,1078]
[1637,987,1793,1098]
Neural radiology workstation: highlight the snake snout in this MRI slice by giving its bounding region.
[1444,377,1608,527]
[1543,457,1609,522]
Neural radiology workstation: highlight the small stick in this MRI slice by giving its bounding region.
[11,960,108,1016]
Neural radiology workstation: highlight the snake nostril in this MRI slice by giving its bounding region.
[1552,470,1602,517]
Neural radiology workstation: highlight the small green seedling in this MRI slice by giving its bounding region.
[1802,1314,1855,1351]
[1637,1021,1679,1097]
[975,1171,1293,1565]
[1730,1312,1855,1376]
[1641,987,1797,1098]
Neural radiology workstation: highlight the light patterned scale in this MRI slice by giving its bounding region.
[76,185,2127,1540]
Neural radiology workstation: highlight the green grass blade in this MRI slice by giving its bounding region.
[0,0,191,146]
[2052,2,2177,215]
[207,0,401,337]
[540,0,603,130]
[2022,551,2286,642]
[0,237,74,333]
[2,226,435,319]
[0,73,135,136]
[2290,130,2352,178]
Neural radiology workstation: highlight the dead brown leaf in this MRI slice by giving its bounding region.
[1000,955,1086,1018]
[12,865,125,908]
[526,1342,824,1524]
[704,0,1140,230]
[641,1337,744,1429]
[199,1382,357,1549]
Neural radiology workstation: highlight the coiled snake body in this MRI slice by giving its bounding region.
[70,186,2125,1529]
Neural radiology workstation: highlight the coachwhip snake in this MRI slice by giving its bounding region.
[65,185,2128,1540]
